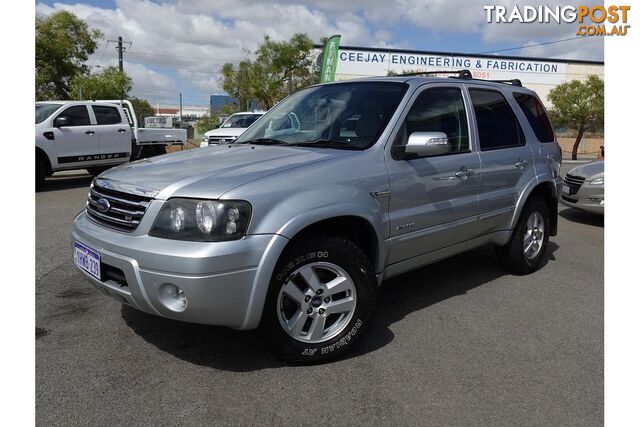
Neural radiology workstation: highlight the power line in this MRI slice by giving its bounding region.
[477,35,594,55]
[127,51,249,62]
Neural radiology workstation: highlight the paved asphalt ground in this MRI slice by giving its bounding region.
[36,164,603,425]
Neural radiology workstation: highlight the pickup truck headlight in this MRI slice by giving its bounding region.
[149,199,251,241]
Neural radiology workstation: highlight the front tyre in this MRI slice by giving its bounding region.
[36,156,45,191]
[261,236,378,364]
[496,196,550,274]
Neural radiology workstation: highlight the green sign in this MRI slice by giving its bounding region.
[320,34,341,83]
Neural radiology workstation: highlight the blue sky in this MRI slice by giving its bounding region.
[36,0,604,106]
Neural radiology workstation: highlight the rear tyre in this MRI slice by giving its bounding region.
[152,145,167,156]
[132,145,167,160]
[496,196,550,274]
[261,236,378,364]
[36,157,45,191]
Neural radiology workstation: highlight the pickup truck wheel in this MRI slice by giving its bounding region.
[36,157,45,190]
[496,196,550,274]
[262,236,378,364]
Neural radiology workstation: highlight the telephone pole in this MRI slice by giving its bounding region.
[117,36,123,72]
[179,93,183,129]
[108,37,132,73]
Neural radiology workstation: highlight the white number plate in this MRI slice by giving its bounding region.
[562,184,570,194]
[74,242,101,280]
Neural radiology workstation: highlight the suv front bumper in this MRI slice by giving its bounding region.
[72,211,288,330]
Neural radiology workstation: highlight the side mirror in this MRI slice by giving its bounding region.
[53,116,70,127]
[404,131,451,158]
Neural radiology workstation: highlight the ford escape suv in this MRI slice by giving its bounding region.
[73,72,562,363]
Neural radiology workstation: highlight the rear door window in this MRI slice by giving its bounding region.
[513,92,555,143]
[92,105,122,125]
[469,89,525,151]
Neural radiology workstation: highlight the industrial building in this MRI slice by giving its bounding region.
[320,45,604,107]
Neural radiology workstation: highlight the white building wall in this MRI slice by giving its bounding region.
[323,47,603,108]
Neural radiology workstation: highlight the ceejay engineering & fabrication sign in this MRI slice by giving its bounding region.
[335,48,568,85]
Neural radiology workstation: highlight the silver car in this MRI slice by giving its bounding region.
[73,75,562,363]
[560,160,604,215]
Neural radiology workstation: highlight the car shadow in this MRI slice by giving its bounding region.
[121,242,559,371]
[559,208,604,228]
[38,172,93,193]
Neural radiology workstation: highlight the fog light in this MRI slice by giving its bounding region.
[175,288,187,309]
[158,283,188,312]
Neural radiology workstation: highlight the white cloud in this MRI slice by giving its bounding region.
[36,0,604,106]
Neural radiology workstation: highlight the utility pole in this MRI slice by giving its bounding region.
[106,37,132,100]
[179,93,183,129]
[108,37,131,73]
[117,36,123,72]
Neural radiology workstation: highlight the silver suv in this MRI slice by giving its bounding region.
[73,74,562,363]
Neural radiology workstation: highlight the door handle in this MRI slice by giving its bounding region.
[453,168,474,180]
[515,159,528,169]
[117,128,127,133]
[85,130,95,135]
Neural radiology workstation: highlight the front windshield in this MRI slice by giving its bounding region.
[222,114,262,128]
[36,103,63,124]
[236,82,408,149]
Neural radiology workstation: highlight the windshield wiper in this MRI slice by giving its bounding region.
[289,139,363,150]
[240,138,288,145]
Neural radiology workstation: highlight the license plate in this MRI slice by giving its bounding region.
[562,184,570,194]
[74,241,101,280]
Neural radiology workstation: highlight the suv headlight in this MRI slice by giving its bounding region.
[589,176,604,185]
[149,199,251,241]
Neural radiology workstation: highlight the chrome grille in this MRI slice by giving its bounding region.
[86,183,153,232]
[564,173,586,196]
[208,136,237,144]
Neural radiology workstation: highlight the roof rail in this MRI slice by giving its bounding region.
[398,70,524,87]
[485,79,523,87]
[399,69,472,79]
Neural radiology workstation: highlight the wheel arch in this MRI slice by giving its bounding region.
[511,180,558,236]
[35,147,52,176]
[280,214,381,273]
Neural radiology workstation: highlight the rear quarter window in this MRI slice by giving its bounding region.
[513,92,555,143]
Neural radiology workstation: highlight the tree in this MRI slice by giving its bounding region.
[221,60,255,111]
[196,112,220,135]
[547,75,604,160]
[221,33,318,109]
[36,11,102,100]
[129,97,155,126]
[69,66,132,100]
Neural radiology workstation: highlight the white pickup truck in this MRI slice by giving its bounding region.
[35,99,187,189]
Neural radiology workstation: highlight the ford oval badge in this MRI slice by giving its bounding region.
[96,198,111,213]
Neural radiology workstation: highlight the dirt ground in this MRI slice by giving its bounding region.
[557,135,604,159]
[167,140,200,153]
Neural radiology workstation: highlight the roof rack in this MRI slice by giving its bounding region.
[485,79,522,87]
[399,70,523,87]
[399,69,472,79]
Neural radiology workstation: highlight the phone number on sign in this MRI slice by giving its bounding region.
[471,71,490,79]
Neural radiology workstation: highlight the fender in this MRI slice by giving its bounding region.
[251,184,388,269]
[508,175,560,232]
